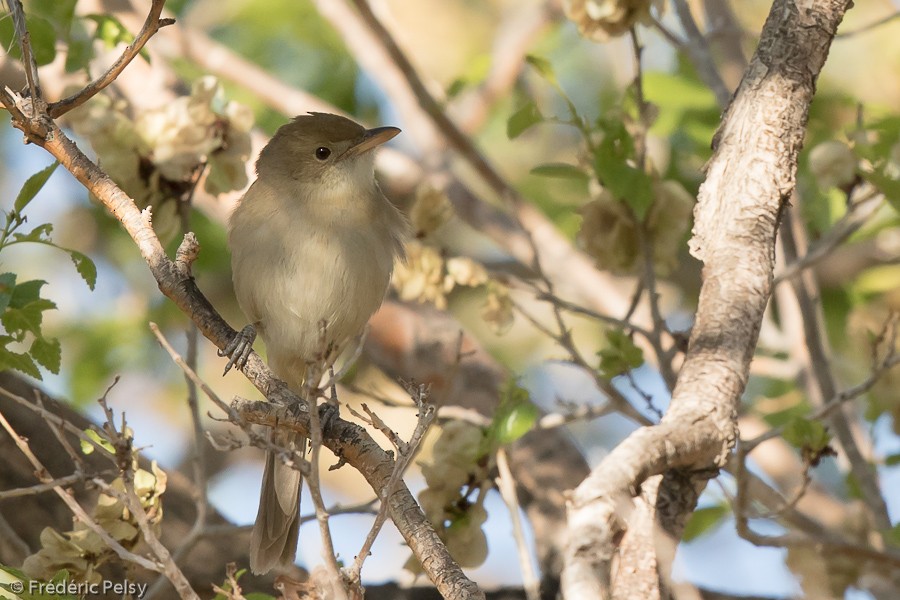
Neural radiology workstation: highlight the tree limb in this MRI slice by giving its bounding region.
[561,1,855,597]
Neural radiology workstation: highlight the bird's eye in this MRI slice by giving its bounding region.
[315,147,331,160]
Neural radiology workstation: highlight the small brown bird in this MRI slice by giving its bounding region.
[224,113,408,574]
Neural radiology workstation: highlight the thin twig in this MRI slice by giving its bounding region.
[0,386,118,463]
[344,0,517,205]
[145,322,278,599]
[6,0,43,108]
[93,478,200,600]
[495,447,540,600]
[744,321,900,452]
[670,0,731,108]
[526,287,653,341]
[47,0,175,118]
[175,191,211,562]
[650,16,686,48]
[511,297,653,426]
[301,360,347,599]
[37,393,86,466]
[779,205,892,532]
[774,186,883,284]
[630,28,677,392]
[630,28,649,171]
[182,322,209,534]
[622,278,645,324]
[836,11,900,38]
[0,471,112,499]
[149,322,248,428]
[536,400,616,429]
[321,327,369,391]
[733,438,900,568]
[345,384,434,583]
[92,394,200,600]
[0,408,163,572]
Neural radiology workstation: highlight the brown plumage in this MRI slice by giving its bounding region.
[227,113,408,574]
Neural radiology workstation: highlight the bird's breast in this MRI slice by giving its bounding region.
[230,190,397,376]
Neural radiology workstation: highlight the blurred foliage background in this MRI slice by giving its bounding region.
[1,0,900,597]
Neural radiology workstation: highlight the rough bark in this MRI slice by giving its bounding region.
[561,1,855,598]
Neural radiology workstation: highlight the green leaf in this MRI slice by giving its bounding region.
[1,292,56,339]
[27,15,58,66]
[80,428,114,455]
[0,568,30,600]
[65,31,95,73]
[507,101,543,139]
[682,504,730,542]
[0,346,41,379]
[643,70,719,140]
[31,336,61,373]
[446,79,467,99]
[759,396,810,428]
[592,119,655,219]
[86,14,132,48]
[0,15,59,66]
[31,0,78,32]
[2,304,49,337]
[598,329,644,378]
[0,273,17,315]
[8,279,47,309]
[862,169,900,212]
[14,161,58,213]
[884,523,900,549]
[445,54,491,99]
[607,166,654,219]
[885,454,900,467]
[530,163,590,181]
[489,379,538,446]
[782,417,831,452]
[845,472,862,500]
[525,54,580,118]
[12,223,54,243]
[66,250,97,290]
[0,18,14,61]
[525,55,558,85]
[595,117,635,160]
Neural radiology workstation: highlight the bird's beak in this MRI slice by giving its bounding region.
[340,126,401,160]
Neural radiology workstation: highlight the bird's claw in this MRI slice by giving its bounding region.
[318,402,339,433]
[219,324,257,375]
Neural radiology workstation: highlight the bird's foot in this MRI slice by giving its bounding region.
[218,324,257,375]
[318,402,339,434]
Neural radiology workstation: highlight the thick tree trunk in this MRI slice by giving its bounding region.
[561,1,855,598]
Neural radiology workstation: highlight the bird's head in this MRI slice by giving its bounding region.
[256,112,399,191]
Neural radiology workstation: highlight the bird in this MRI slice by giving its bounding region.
[222,112,408,574]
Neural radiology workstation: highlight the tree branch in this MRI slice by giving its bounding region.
[47,0,175,118]
[561,1,855,597]
[0,3,482,595]
[233,398,480,599]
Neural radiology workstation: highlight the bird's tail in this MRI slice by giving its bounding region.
[249,428,305,574]
[250,365,308,575]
